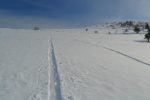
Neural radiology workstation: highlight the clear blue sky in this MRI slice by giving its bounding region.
[0,0,150,28]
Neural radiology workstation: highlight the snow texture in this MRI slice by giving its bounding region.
[1,27,150,100]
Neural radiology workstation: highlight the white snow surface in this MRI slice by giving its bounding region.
[1,27,150,100]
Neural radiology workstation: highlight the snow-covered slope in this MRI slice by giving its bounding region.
[0,29,51,100]
[1,27,150,100]
[52,29,150,100]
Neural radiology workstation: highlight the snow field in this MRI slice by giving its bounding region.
[1,27,150,100]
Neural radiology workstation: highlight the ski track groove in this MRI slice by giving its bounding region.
[77,39,150,67]
[48,40,63,100]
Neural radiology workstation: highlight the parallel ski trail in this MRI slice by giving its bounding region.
[77,39,150,67]
[101,46,150,67]
[48,40,63,100]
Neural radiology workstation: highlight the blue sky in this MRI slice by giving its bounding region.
[0,0,150,28]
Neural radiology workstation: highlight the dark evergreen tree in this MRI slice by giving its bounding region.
[134,25,140,34]
[145,23,150,30]
[144,23,150,42]
[145,27,150,42]
[85,28,88,32]
[145,33,150,42]
[33,26,40,30]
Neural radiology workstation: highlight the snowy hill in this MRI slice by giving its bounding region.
[1,27,150,100]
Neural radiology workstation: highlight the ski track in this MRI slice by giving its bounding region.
[48,40,63,100]
[77,39,150,67]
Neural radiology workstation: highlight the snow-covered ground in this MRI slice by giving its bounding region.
[1,27,150,100]
[0,29,50,100]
